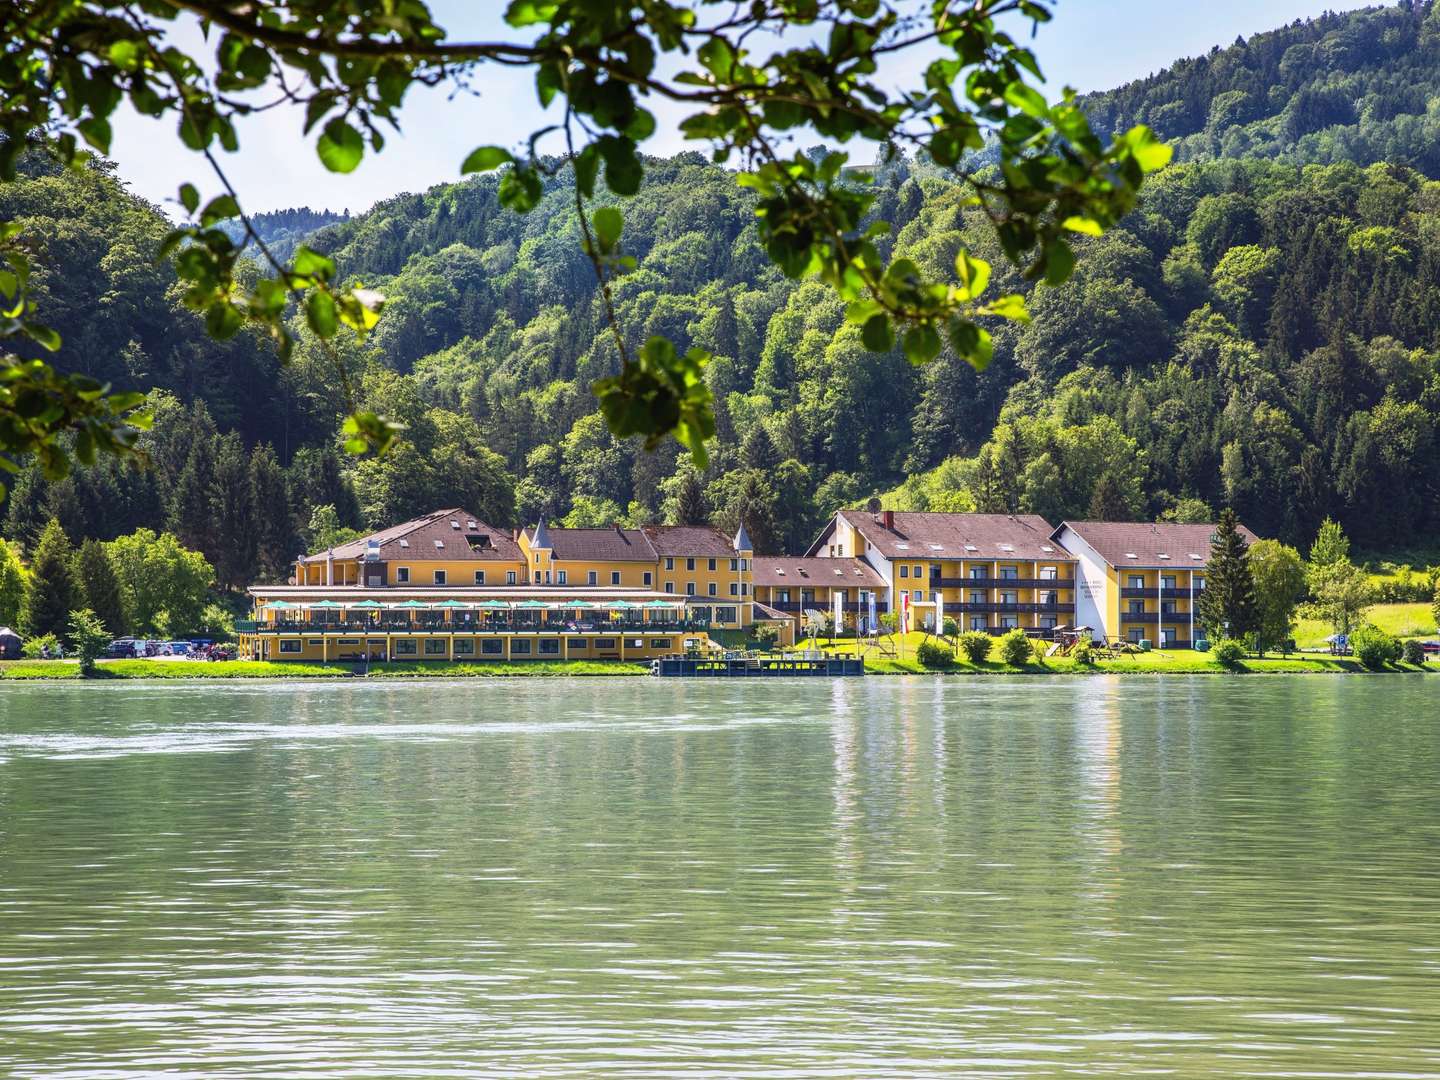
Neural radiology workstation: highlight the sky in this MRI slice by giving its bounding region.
[108,0,1379,216]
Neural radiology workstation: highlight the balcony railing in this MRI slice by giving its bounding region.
[1119,612,1192,624]
[245,619,715,635]
[944,602,1076,615]
[766,601,864,613]
[1121,587,1198,599]
[931,576,1075,589]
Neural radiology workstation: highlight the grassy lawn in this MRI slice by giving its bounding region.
[801,632,1433,675]
[1293,602,1436,650]
[0,658,651,680]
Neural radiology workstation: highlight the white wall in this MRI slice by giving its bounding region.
[1056,526,1108,642]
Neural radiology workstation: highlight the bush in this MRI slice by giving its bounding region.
[21,632,60,659]
[1402,639,1426,666]
[752,624,780,651]
[878,612,898,635]
[1071,637,1096,666]
[1211,638,1246,668]
[67,608,110,677]
[1351,624,1401,670]
[998,628,1032,667]
[957,631,992,664]
[941,616,958,638]
[916,640,955,669]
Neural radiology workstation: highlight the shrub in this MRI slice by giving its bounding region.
[878,612,898,635]
[941,616,958,638]
[957,631,992,664]
[21,632,60,659]
[1071,637,1096,666]
[916,640,955,669]
[67,608,110,677]
[1211,638,1246,668]
[1402,639,1426,666]
[1351,624,1401,670]
[752,624,780,651]
[998,628,1032,667]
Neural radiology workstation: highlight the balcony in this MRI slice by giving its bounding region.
[767,601,864,614]
[944,602,1076,615]
[1119,611,1192,625]
[931,576,1076,590]
[1121,587,1198,599]
[245,618,715,635]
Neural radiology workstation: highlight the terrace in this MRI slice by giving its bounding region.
[239,597,712,634]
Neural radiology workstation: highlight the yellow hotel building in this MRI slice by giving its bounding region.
[1052,520,1258,648]
[240,508,753,662]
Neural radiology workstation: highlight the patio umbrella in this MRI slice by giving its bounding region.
[350,600,383,609]
[392,600,430,608]
[561,599,595,608]
[643,599,677,607]
[608,600,637,609]
[308,600,342,608]
[433,599,471,608]
[516,599,547,608]
[264,601,297,609]
[480,600,510,608]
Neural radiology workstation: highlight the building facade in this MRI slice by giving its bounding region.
[241,509,752,662]
[807,510,1077,634]
[1053,520,1258,648]
[750,557,886,633]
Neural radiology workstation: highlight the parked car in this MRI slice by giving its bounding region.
[1418,640,1440,656]
[104,639,139,658]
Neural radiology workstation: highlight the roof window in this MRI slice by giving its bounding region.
[999,544,1014,552]
[467,520,477,529]
[1158,553,1171,560]
[434,539,445,549]
[964,544,978,552]
[1041,545,1055,553]
[895,542,910,550]
[1124,552,1138,559]
[450,520,460,529]
[398,539,409,549]
[1188,552,1204,560]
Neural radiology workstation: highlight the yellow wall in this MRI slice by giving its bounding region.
[1112,566,1205,645]
[242,630,704,662]
[297,557,525,587]
[887,557,1077,632]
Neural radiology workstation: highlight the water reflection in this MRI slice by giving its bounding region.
[0,677,1438,1078]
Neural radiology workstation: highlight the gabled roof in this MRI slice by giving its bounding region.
[1055,520,1259,569]
[299,508,521,563]
[527,525,658,562]
[641,525,736,558]
[752,557,884,589]
[821,510,1070,561]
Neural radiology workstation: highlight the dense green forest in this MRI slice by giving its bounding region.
[2,0,1439,596]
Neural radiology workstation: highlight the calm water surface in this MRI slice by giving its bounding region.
[1,676,1438,1078]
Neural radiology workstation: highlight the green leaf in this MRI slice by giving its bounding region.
[498,167,542,212]
[77,117,112,154]
[1003,81,1048,120]
[22,322,61,351]
[306,291,338,338]
[316,118,364,173]
[1061,215,1104,237]
[178,183,199,215]
[861,313,894,352]
[291,245,335,281]
[592,206,623,252]
[947,320,994,371]
[979,294,1030,324]
[1043,239,1075,286]
[200,194,239,226]
[1124,126,1174,172]
[953,251,991,300]
[460,145,513,174]
[901,324,942,365]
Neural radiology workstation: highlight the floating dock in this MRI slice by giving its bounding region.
[651,653,864,677]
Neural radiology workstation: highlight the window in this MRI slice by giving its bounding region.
[970,616,987,631]
[337,639,359,646]
[650,638,673,650]
[1000,617,1019,629]
[913,565,923,579]
[741,559,749,571]
[730,558,738,571]
[395,639,417,656]
[1128,628,1145,644]
[969,591,985,605]
[708,558,716,572]
[280,640,303,654]
[643,571,652,586]
[686,557,695,571]
[510,639,532,655]
[686,582,696,595]
[1128,601,1145,615]
[1161,575,1176,590]
[539,639,561,655]
[708,583,717,596]
[777,589,790,603]
[593,638,616,650]
[741,583,749,596]
[1040,567,1057,580]
[474,570,486,585]
[1161,628,1177,646]
[627,638,644,649]
[433,570,447,585]
[999,567,1018,580]
[1001,591,1018,605]
[482,639,503,655]
[396,567,410,583]
[899,565,909,579]
[611,571,621,586]
[665,557,675,571]
[970,567,986,579]
[534,553,541,565]
[714,607,736,624]
[665,581,675,593]
[424,639,447,656]
[506,571,517,585]
[729,582,739,596]
[1040,591,1057,606]
[454,639,474,656]
[1128,575,1145,589]
[1040,616,1057,630]
[1161,601,1177,615]
[558,570,568,585]
[307,639,324,647]
[582,570,593,585]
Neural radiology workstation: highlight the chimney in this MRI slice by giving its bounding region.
[883,509,894,531]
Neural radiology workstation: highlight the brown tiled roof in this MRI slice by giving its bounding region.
[752,557,884,589]
[535,526,658,562]
[752,601,789,621]
[834,510,1070,561]
[301,508,521,563]
[1056,520,1259,568]
[641,525,736,557]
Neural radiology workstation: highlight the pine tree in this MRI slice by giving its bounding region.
[1307,516,1349,568]
[673,468,708,526]
[73,538,126,637]
[1197,508,1259,640]
[741,423,781,472]
[1088,472,1133,521]
[210,433,258,590]
[168,437,219,561]
[249,443,296,581]
[21,519,77,641]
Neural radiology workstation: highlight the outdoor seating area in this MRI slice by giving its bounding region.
[246,598,707,634]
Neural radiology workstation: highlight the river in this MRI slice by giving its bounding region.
[1,676,1438,1077]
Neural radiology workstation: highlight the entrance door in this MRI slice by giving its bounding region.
[1161,627,1177,648]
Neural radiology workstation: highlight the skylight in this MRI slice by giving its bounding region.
[1041,545,1055,553]
[1188,552,1204,560]
[467,520,477,529]
[399,539,409,548]
[434,539,445,549]
[999,544,1014,552]
[1158,553,1171,560]
[449,520,459,529]
[895,542,910,550]
[964,544,978,552]
[1125,552,1138,559]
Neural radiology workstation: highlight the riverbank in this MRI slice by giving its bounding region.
[0,650,1432,679]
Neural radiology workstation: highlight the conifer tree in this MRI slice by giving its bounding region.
[741,424,781,473]
[0,540,27,629]
[73,538,127,638]
[168,437,219,562]
[210,433,258,590]
[21,519,77,641]
[673,468,708,527]
[250,444,297,581]
[1198,508,1259,640]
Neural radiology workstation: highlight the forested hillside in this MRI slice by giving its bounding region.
[1083,1,1440,171]
[3,0,1440,590]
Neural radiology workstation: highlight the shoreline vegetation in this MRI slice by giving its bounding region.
[1,634,1432,681]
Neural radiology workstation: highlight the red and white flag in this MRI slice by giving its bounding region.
[900,591,910,635]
